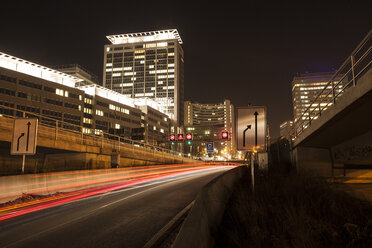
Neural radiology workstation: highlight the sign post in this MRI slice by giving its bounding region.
[11,118,38,173]
[206,142,214,154]
[236,106,267,195]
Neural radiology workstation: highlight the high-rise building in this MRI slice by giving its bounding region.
[279,120,294,139]
[103,29,184,126]
[291,71,344,123]
[53,64,99,87]
[184,100,235,157]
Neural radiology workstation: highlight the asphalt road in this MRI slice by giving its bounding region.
[0,166,232,248]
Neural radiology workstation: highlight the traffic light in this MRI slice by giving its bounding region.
[186,133,192,145]
[222,130,229,140]
[170,134,176,142]
[177,133,184,141]
[186,133,192,141]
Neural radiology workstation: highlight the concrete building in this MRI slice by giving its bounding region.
[0,52,85,131]
[137,105,170,147]
[280,120,294,139]
[103,29,184,126]
[184,100,235,158]
[0,51,170,146]
[53,64,100,87]
[77,84,142,138]
[291,71,344,123]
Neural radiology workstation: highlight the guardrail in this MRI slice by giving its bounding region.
[291,29,372,138]
[0,104,194,159]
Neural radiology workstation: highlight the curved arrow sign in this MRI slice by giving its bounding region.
[11,118,38,155]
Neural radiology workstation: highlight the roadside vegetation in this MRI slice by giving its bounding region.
[214,170,372,248]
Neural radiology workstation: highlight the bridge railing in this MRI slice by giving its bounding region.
[0,104,192,159]
[291,29,372,138]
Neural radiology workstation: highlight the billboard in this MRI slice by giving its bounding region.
[236,106,267,151]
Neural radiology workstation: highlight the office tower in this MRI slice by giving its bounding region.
[184,100,235,157]
[279,120,294,139]
[291,71,344,122]
[103,29,184,126]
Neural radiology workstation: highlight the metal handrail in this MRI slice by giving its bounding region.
[291,29,372,138]
[0,104,191,158]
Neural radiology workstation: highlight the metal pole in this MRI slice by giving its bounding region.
[331,80,336,104]
[55,120,58,140]
[22,111,26,174]
[251,152,255,196]
[351,55,356,87]
[22,154,25,174]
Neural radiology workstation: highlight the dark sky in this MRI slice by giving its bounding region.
[1,0,371,138]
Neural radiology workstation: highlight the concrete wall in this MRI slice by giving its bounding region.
[292,147,332,177]
[173,166,248,248]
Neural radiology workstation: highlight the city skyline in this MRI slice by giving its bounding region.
[0,1,371,138]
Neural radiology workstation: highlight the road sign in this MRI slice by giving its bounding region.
[206,142,214,153]
[236,106,266,151]
[11,118,38,155]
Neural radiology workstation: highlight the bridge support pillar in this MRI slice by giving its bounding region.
[291,146,344,177]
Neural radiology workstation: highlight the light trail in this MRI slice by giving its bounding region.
[0,163,237,222]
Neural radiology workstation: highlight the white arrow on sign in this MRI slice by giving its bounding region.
[11,118,38,155]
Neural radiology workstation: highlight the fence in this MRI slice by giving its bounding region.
[291,30,372,138]
[0,104,194,159]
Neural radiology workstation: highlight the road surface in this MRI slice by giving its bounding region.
[0,164,234,248]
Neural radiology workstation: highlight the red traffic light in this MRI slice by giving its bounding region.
[186,133,193,141]
[222,130,229,139]
[169,134,176,141]
[177,133,184,141]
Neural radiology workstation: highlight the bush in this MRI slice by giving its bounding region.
[214,170,372,248]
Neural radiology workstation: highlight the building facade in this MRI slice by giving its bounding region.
[279,120,294,139]
[184,100,235,158]
[0,52,85,131]
[103,29,184,126]
[0,51,170,147]
[292,71,344,123]
[53,64,100,87]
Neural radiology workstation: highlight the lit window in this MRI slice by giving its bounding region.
[83,128,91,134]
[157,42,167,47]
[83,118,92,124]
[115,123,120,129]
[84,108,92,114]
[56,88,64,96]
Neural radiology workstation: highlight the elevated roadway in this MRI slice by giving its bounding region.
[291,30,372,177]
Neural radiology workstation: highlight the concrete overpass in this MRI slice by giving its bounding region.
[291,30,372,177]
[0,110,196,175]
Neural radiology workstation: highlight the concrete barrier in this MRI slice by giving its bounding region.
[172,165,249,248]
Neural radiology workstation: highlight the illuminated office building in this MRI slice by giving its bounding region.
[53,64,99,87]
[279,120,294,138]
[0,52,169,145]
[103,29,184,126]
[291,72,344,122]
[184,100,235,157]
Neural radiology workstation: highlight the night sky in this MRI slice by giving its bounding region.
[1,1,371,138]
